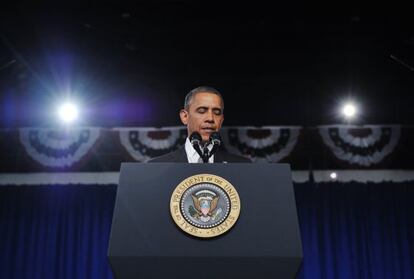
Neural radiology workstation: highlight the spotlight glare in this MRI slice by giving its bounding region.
[330,172,337,180]
[58,102,79,123]
[342,103,357,119]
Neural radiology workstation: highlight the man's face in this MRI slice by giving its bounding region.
[180,92,224,143]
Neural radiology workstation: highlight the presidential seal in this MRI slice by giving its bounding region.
[170,174,241,238]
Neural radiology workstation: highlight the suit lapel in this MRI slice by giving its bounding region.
[174,147,189,162]
[213,150,224,163]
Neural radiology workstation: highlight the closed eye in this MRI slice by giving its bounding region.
[213,108,222,115]
[196,107,207,113]
[196,107,222,115]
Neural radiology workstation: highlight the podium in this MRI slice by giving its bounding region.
[108,163,302,279]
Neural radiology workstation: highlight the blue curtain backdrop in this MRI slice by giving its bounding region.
[1,183,413,279]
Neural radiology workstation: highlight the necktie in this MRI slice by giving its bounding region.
[202,146,209,163]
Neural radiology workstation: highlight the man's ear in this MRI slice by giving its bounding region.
[179,109,188,125]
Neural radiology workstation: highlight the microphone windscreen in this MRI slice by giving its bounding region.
[209,132,221,145]
[189,132,202,145]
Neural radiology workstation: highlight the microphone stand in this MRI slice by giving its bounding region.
[190,132,221,163]
[201,144,210,163]
[201,142,220,163]
[191,142,207,163]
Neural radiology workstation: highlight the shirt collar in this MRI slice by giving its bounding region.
[185,137,198,158]
[184,137,214,163]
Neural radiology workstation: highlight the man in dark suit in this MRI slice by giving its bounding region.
[148,86,250,163]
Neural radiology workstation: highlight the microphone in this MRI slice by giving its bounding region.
[189,132,205,161]
[208,132,221,158]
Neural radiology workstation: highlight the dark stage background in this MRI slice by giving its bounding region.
[1,3,414,128]
[1,2,414,279]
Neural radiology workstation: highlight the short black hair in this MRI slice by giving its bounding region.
[184,86,224,111]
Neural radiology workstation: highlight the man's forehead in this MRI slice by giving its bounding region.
[191,92,223,106]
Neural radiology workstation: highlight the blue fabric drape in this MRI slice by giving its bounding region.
[0,182,413,278]
[295,182,414,279]
[0,185,116,279]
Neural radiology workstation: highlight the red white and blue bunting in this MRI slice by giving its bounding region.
[19,128,100,168]
[0,125,410,171]
[318,125,401,167]
[117,127,187,162]
[221,127,300,162]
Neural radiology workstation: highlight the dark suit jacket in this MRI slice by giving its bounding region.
[147,147,251,163]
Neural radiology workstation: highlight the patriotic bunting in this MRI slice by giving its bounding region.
[318,125,401,167]
[221,127,300,162]
[117,127,187,162]
[0,125,409,171]
[19,128,100,168]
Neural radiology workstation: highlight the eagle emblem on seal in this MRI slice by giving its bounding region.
[188,190,223,223]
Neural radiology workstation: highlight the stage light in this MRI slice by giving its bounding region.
[330,172,337,180]
[58,102,79,123]
[342,102,357,119]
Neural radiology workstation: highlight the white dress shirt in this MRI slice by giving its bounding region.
[184,137,214,163]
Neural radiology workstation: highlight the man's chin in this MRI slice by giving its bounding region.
[200,132,212,142]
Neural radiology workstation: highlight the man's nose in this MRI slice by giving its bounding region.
[205,110,214,122]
